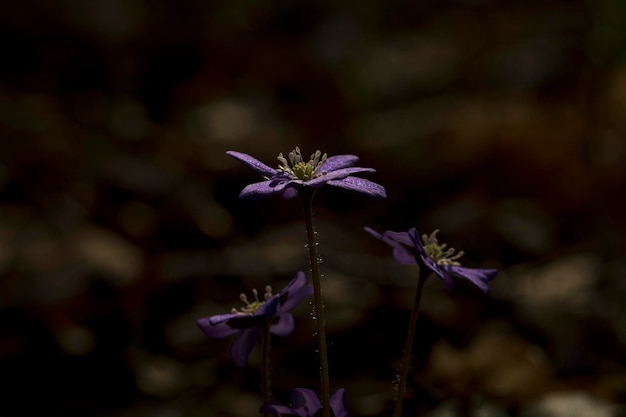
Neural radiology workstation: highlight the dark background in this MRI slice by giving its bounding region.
[1,0,626,416]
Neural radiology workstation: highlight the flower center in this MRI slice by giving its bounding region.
[276,147,328,181]
[232,286,273,315]
[421,230,464,266]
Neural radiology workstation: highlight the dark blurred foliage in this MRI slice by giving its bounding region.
[1,0,626,416]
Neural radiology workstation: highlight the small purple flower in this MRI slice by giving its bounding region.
[226,147,386,200]
[197,271,313,367]
[365,227,497,293]
[260,388,348,417]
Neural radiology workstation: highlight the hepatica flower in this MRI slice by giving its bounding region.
[365,227,497,293]
[226,147,386,200]
[261,388,348,417]
[197,271,313,367]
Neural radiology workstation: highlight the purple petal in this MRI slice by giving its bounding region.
[436,269,456,291]
[365,227,418,264]
[364,226,383,240]
[271,179,295,192]
[279,271,307,295]
[260,401,297,416]
[381,229,417,248]
[230,327,259,368]
[392,246,418,264]
[282,284,313,312]
[226,151,277,177]
[291,388,322,416]
[326,176,387,199]
[269,173,291,187]
[281,188,299,198]
[239,180,282,200]
[280,271,313,312]
[330,388,349,417]
[406,228,428,255]
[406,228,423,246]
[207,312,240,325]
[269,312,295,337]
[421,255,454,290]
[442,265,498,293]
[197,316,240,338]
[306,167,376,187]
[319,154,359,172]
[255,295,281,318]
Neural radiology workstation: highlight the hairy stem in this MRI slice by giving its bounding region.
[299,189,330,417]
[393,270,427,417]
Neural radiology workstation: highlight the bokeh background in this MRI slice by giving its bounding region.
[1,0,626,416]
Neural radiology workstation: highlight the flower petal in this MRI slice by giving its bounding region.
[405,228,423,248]
[381,229,417,248]
[281,188,299,199]
[255,295,281,318]
[326,176,387,199]
[239,180,280,200]
[280,271,313,312]
[442,265,498,293]
[280,271,307,295]
[291,388,322,417]
[230,327,259,368]
[365,227,418,264]
[329,388,349,417]
[226,151,277,177]
[206,312,239,325]
[392,246,418,264]
[407,228,430,257]
[420,254,454,290]
[197,316,240,338]
[260,401,298,416]
[436,269,456,291]
[269,173,292,187]
[270,312,295,337]
[319,154,359,171]
[282,284,314,312]
[306,167,376,187]
[363,226,383,240]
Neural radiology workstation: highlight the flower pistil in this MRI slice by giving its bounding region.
[233,286,273,315]
[277,147,328,181]
[421,229,464,266]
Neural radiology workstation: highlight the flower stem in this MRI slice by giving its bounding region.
[261,323,271,417]
[299,189,330,417]
[393,270,427,417]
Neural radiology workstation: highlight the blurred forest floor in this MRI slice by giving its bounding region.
[1,0,626,416]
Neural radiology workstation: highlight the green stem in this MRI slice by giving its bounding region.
[261,323,271,417]
[299,189,330,417]
[393,270,427,417]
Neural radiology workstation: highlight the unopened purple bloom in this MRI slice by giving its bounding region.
[365,227,497,293]
[197,271,313,367]
[226,147,386,200]
[261,388,348,417]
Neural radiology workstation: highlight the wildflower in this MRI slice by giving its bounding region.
[197,271,313,367]
[365,227,497,293]
[260,388,348,417]
[226,147,386,200]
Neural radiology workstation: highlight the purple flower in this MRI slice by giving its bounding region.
[260,388,348,417]
[226,147,386,200]
[197,271,313,367]
[365,227,497,293]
